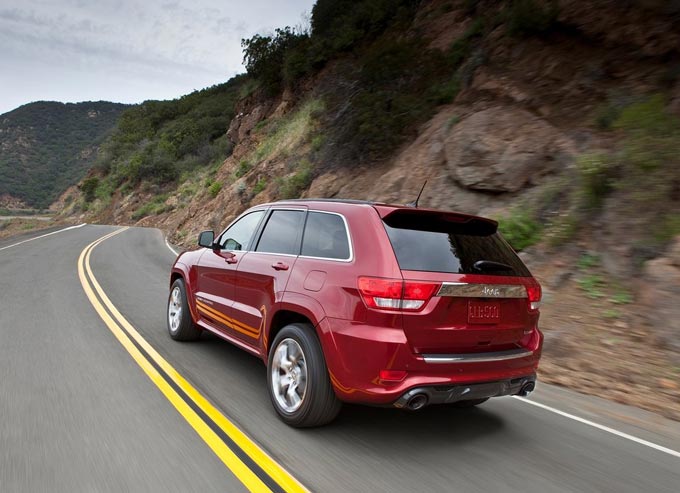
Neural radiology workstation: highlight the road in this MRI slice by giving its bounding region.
[1,224,679,492]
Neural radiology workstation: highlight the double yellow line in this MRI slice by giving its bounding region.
[78,227,308,493]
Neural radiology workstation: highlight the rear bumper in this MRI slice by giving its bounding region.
[317,317,543,405]
[393,374,536,409]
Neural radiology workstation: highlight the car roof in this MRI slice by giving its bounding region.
[258,198,496,227]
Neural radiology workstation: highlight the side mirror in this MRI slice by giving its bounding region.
[198,230,215,248]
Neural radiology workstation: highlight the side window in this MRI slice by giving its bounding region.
[301,212,350,260]
[218,210,265,251]
[255,210,305,255]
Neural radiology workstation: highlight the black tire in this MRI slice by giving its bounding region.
[267,323,341,427]
[167,278,201,341]
[451,398,489,408]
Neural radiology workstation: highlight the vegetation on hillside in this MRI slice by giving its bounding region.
[0,101,127,208]
[94,76,248,192]
[241,0,473,161]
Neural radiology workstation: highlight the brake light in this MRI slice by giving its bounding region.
[526,282,542,311]
[358,277,440,311]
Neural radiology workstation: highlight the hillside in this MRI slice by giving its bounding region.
[0,101,127,209]
[58,0,680,419]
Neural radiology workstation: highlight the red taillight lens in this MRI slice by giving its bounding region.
[358,277,440,311]
[526,282,542,311]
[402,281,440,310]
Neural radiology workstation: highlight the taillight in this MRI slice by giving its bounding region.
[526,281,542,311]
[358,277,440,311]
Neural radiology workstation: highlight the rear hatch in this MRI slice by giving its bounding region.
[377,206,540,354]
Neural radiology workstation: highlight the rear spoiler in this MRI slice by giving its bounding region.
[375,206,498,236]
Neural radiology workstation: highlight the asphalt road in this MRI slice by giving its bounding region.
[1,224,679,492]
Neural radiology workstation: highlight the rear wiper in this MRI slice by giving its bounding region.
[473,260,513,272]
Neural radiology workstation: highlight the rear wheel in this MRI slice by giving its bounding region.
[267,323,341,427]
[167,278,201,341]
[451,398,489,408]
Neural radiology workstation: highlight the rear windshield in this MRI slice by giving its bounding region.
[383,218,530,277]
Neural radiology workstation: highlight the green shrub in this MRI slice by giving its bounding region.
[577,252,600,270]
[80,177,99,203]
[577,274,605,299]
[95,179,115,201]
[235,160,251,178]
[576,153,614,209]
[241,27,308,94]
[448,18,484,66]
[505,0,559,37]
[311,134,325,152]
[208,181,222,198]
[253,178,267,196]
[654,213,680,243]
[279,161,314,199]
[497,209,542,251]
[131,194,171,220]
[331,37,453,159]
[546,213,578,247]
[445,115,461,131]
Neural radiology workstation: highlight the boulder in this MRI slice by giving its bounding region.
[639,236,680,353]
[443,106,574,192]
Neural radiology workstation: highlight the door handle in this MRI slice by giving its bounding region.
[271,262,289,271]
[225,256,238,264]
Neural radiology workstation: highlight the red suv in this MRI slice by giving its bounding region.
[168,199,543,427]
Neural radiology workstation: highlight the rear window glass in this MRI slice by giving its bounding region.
[383,219,530,277]
[301,212,350,260]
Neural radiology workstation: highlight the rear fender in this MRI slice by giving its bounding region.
[275,292,335,355]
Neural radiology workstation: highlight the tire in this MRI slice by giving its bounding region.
[267,323,341,427]
[167,278,201,341]
[451,398,489,408]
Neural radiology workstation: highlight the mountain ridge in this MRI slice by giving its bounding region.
[0,100,128,209]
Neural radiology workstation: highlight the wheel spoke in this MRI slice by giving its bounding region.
[287,382,301,408]
[270,337,307,413]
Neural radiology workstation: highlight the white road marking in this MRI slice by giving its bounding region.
[165,236,178,256]
[513,396,680,459]
[0,223,87,252]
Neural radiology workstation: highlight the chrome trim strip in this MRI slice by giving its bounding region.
[436,282,527,298]
[422,349,534,363]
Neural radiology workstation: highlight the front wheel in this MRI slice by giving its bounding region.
[167,278,201,341]
[267,323,341,427]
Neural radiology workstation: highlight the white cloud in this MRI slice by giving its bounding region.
[0,0,315,114]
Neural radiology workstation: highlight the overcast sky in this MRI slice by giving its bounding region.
[0,0,315,115]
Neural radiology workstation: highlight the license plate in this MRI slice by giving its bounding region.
[468,301,500,324]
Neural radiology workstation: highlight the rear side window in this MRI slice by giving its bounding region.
[301,212,350,260]
[383,216,530,277]
[256,210,305,255]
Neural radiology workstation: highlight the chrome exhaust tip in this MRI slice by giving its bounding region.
[406,393,428,411]
[519,381,535,397]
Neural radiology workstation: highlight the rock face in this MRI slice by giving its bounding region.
[639,236,680,354]
[443,106,574,192]
[227,104,270,145]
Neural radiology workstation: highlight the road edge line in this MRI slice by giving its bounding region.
[165,236,178,256]
[513,396,680,459]
[0,223,86,252]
